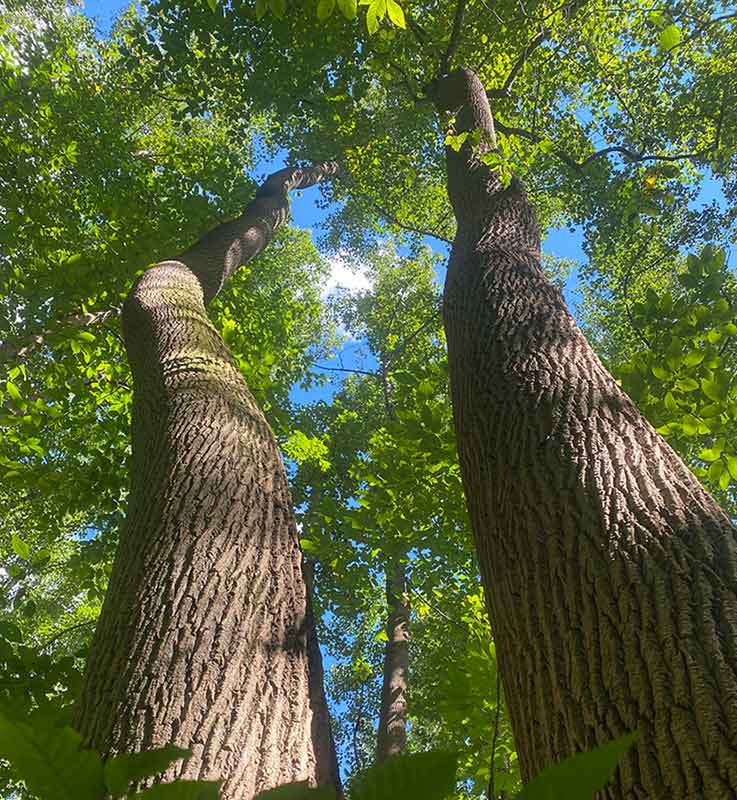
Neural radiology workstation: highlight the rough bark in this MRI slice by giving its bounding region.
[74,164,341,800]
[376,559,410,762]
[434,68,737,798]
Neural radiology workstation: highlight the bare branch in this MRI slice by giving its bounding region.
[493,119,582,171]
[494,118,708,173]
[385,312,441,369]
[310,363,378,378]
[488,28,549,98]
[375,204,452,244]
[40,619,96,652]
[440,0,467,75]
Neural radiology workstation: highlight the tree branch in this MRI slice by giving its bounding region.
[494,118,708,173]
[375,204,452,244]
[440,0,467,75]
[0,308,121,365]
[310,362,378,378]
[40,619,96,652]
[487,28,549,98]
[177,161,339,304]
[493,120,582,171]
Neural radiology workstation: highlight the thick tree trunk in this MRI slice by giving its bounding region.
[75,164,341,800]
[376,559,410,762]
[433,69,737,798]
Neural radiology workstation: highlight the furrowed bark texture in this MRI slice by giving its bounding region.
[376,560,410,762]
[435,69,737,798]
[75,164,341,800]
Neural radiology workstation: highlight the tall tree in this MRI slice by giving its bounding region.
[432,66,737,797]
[74,164,341,799]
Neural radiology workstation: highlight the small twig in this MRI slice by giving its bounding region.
[310,362,378,378]
[619,238,661,351]
[493,118,710,173]
[386,62,423,102]
[496,28,549,98]
[375,204,452,244]
[40,619,96,652]
[408,587,469,632]
[487,667,503,800]
[385,312,441,369]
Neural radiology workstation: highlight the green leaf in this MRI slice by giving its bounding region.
[385,0,405,28]
[708,459,725,483]
[351,750,457,800]
[650,364,670,381]
[0,621,22,641]
[316,0,335,21]
[538,139,555,154]
[130,780,222,800]
[658,24,681,50]
[444,131,469,152]
[300,538,318,555]
[269,0,287,17]
[726,456,737,481]
[699,439,725,462]
[255,780,336,799]
[676,377,699,392]
[515,733,637,799]
[0,713,105,800]
[337,0,357,19]
[720,466,732,490]
[682,350,705,367]
[681,415,700,436]
[365,0,385,33]
[5,380,23,404]
[206,0,217,12]
[11,534,30,561]
[701,378,726,402]
[105,746,191,797]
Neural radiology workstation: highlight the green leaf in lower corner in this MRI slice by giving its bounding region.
[515,732,637,799]
[0,712,105,800]
[255,780,337,799]
[104,745,191,796]
[351,750,457,800]
[130,780,222,799]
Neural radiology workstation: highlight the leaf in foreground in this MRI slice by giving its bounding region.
[104,744,192,796]
[255,781,337,799]
[350,750,458,800]
[515,732,638,799]
[0,712,105,800]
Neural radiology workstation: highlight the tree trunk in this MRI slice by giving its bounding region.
[376,559,410,762]
[75,164,341,800]
[433,69,737,798]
